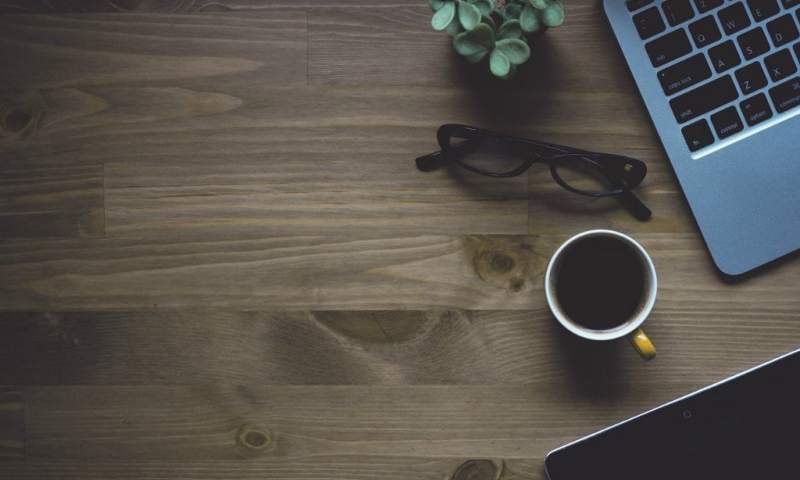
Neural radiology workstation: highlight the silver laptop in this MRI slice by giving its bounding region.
[604,0,800,275]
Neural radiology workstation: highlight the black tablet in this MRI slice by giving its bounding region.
[545,348,800,479]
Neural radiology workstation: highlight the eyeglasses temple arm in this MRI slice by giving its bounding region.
[618,189,652,221]
[415,150,445,172]
[415,139,476,172]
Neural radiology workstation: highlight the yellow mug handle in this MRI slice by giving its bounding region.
[629,328,656,361]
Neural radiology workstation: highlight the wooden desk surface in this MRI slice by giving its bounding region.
[1,1,800,478]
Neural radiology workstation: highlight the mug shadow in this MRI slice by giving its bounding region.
[546,314,630,400]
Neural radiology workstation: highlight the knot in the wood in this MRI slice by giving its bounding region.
[486,252,515,273]
[236,424,273,451]
[470,237,531,292]
[3,108,32,133]
[451,459,501,480]
[0,90,43,139]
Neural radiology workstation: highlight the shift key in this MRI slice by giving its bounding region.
[670,75,738,123]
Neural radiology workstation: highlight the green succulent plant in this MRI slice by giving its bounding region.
[429,0,565,79]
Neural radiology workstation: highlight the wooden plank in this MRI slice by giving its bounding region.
[0,10,305,238]
[0,388,24,460]
[308,3,636,91]
[1,309,800,387]
[2,233,800,310]
[0,12,307,91]
[14,384,708,463]
[0,156,104,240]
[0,0,422,14]
[0,458,526,480]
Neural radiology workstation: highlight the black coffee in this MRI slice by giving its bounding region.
[555,236,646,330]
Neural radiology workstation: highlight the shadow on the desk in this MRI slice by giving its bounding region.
[449,35,564,127]
[546,313,631,400]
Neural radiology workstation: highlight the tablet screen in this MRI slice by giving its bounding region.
[545,350,800,479]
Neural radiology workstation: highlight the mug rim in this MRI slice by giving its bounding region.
[544,229,658,341]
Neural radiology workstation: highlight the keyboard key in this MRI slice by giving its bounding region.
[682,119,715,151]
[737,28,770,60]
[765,49,797,81]
[711,106,745,138]
[735,62,769,94]
[670,75,738,123]
[690,16,722,48]
[709,40,742,72]
[627,0,655,11]
[663,0,696,26]
[769,76,800,112]
[646,29,693,67]
[784,0,800,7]
[746,0,780,22]
[766,15,799,48]
[718,3,751,35]
[694,0,724,13]
[740,93,774,125]
[658,53,712,95]
[634,7,667,40]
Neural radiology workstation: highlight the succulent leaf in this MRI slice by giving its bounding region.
[529,0,548,9]
[429,0,447,10]
[498,19,522,39]
[458,0,482,30]
[445,19,463,36]
[453,22,495,59]
[431,1,456,31]
[474,0,494,16]
[501,64,517,80]
[490,49,511,77]
[541,0,565,27]
[520,5,542,32]
[464,49,489,63]
[503,3,523,19]
[481,13,496,31]
[495,38,530,64]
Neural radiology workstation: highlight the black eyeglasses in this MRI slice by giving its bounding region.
[416,124,652,221]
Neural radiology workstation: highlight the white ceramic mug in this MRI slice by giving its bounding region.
[544,229,658,360]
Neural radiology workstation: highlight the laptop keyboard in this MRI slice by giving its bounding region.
[628,0,800,152]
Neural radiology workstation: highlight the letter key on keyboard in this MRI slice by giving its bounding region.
[719,3,751,35]
[735,62,769,94]
[766,14,799,48]
[765,49,797,82]
[747,0,780,22]
[709,40,742,72]
[690,16,723,48]
[737,27,770,60]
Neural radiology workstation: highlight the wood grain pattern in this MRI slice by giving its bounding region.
[0,388,24,460]
[3,232,800,310]
[0,156,104,240]
[1,1,800,480]
[1,310,799,387]
[8,383,711,462]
